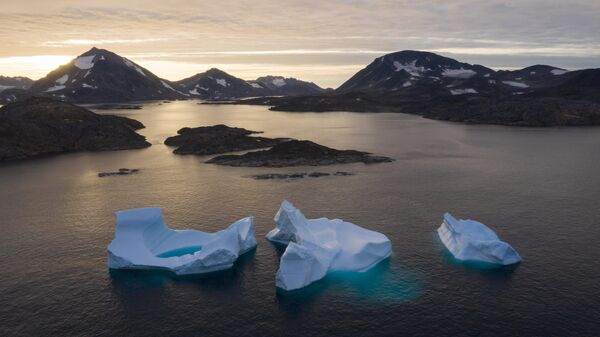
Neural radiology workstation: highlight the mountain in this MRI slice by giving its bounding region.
[0,76,34,92]
[337,50,495,95]
[233,50,600,126]
[0,97,150,161]
[174,68,264,99]
[29,47,186,103]
[250,76,326,96]
[174,70,327,99]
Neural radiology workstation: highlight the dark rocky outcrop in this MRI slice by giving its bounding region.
[164,124,288,155]
[0,97,150,161]
[98,168,140,177]
[206,140,393,167]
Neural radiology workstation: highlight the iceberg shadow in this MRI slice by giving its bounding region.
[276,257,422,313]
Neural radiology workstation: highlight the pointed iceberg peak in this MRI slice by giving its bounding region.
[267,200,392,291]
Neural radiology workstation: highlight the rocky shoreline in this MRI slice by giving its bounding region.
[249,171,354,180]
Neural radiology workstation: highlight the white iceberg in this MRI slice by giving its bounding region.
[438,213,522,266]
[267,201,392,291]
[108,207,256,275]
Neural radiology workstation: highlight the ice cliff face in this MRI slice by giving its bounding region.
[438,213,522,266]
[267,200,392,291]
[108,207,256,274]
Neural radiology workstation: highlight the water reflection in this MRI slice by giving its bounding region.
[276,257,422,315]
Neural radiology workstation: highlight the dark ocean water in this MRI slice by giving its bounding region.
[1,101,599,336]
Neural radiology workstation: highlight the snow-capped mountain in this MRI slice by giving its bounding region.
[175,70,327,99]
[29,48,186,103]
[336,50,495,96]
[335,50,588,98]
[244,50,600,126]
[0,76,34,92]
[249,76,326,96]
[174,68,262,99]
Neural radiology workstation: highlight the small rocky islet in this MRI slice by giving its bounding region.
[206,140,393,167]
[98,168,140,177]
[164,124,288,155]
[165,124,394,167]
[0,97,150,162]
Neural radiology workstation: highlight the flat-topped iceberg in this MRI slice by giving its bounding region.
[108,207,256,274]
[438,213,521,266]
[267,201,392,291]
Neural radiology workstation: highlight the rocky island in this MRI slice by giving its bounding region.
[206,140,393,167]
[164,124,288,155]
[0,97,151,161]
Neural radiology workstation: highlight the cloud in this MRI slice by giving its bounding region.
[41,38,169,47]
[0,0,599,87]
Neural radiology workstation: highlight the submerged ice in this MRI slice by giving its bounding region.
[267,200,392,291]
[108,207,256,274]
[438,213,522,266]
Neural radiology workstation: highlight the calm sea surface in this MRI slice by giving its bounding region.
[1,101,599,336]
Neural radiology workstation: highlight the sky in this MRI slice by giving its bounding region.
[1,0,599,88]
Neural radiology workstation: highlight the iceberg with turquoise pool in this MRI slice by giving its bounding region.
[438,213,522,266]
[108,207,256,274]
[267,200,392,291]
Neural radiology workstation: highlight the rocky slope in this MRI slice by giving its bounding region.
[206,140,393,167]
[29,48,186,103]
[165,124,287,155]
[0,97,150,161]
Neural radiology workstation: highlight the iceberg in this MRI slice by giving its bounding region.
[108,207,257,275]
[267,201,392,291]
[438,213,522,266]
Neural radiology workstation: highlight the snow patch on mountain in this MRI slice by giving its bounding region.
[272,78,287,87]
[216,78,228,87]
[56,75,69,85]
[250,82,263,88]
[503,81,529,88]
[393,60,426,77]
[450,88,478,95]
[123,58,146,77]
[74,55,96,70]
[551,69,568,75]
[45,85,66,92]
[442,68,477,79]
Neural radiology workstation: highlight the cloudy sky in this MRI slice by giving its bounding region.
[1,0,599,87]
